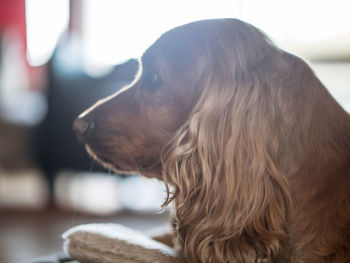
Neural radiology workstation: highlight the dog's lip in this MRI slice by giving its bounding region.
[95,154,127,172]
[97,155,135,174]
[85,145,136,173]
[86,145,114,168]
[85,144,160,175]
[97,156,156,175]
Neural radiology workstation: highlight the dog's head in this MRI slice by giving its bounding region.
[74,18,275,178]
[73,21,206,177]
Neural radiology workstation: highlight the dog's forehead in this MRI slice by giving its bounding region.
[141,21,209,72]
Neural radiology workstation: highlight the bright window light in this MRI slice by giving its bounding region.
[241,0,350,43]
[25,0,69,66]
[240,0,350,58]
[82,0,239,75]
[25,0,350,72]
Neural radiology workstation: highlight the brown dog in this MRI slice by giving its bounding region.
[74,19,350,263]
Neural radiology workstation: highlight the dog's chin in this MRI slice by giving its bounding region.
[85,145,163,179]
[85,145,137,175]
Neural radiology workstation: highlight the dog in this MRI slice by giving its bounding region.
[74,19,350,263]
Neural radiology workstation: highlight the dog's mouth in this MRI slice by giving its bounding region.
[85,144,162,178]
[85,145,136,174]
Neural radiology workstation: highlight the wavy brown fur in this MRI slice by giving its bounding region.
[75,19,350,262]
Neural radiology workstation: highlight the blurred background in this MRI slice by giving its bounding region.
[0,0,349,262]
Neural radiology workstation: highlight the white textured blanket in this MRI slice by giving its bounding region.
[62,223,183,263]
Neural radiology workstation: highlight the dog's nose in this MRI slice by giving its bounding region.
[73,117,95,140]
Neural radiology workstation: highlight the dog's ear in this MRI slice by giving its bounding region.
[161,20,292,262]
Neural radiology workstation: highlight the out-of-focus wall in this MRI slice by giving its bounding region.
[312,63,350,113]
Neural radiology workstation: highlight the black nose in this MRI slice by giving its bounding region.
[73,117,95,140]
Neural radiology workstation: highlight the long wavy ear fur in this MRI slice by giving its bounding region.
[161,19,292,262]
